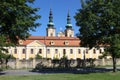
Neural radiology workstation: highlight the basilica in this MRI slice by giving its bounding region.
[7,9,104,60]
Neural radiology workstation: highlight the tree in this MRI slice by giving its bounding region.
[0,0,40,67]
[0,0,40,43]
[74,0,120,72]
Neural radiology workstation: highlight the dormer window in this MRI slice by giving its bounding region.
[64,40,69,45]
[50,41,55,45]
[19,40,23,45]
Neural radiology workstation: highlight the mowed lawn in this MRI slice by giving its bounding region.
[0,72,120,80]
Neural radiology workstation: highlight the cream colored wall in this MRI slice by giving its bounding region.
[9,47,26,60]
[46,47,104,60]
[7,40,46,60]
[7,46,104,60]
[76,49,84,59]
[10,46,45,60]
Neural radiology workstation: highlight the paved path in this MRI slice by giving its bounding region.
[1,67,120,75]
[0,70,40,75]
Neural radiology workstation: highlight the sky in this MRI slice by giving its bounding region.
[30,0,81,36]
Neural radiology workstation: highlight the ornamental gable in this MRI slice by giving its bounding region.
[27,40,45,47]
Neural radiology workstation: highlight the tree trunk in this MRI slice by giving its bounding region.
[112,56,117,72]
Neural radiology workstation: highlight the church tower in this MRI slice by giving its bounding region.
[65,11,74,37]
[46,9,56,37]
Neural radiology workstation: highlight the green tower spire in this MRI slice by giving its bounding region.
[66,10,72,28]
[47,8,54,27]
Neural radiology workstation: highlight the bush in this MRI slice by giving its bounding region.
[35,54,42,59]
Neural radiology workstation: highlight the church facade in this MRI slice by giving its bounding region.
[7,9,104,60]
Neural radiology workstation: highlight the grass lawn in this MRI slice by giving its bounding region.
[0,72,120,80]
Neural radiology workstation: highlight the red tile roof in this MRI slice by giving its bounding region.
[20,36,81,47]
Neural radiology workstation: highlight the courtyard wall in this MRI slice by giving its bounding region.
[6,58,120,69]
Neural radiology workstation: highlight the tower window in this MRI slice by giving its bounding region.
[50,33,53,36]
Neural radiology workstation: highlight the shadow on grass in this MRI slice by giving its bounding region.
[0,72,5,75]
[30,67,120,74]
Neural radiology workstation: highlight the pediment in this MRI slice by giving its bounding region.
[27,40,45,47]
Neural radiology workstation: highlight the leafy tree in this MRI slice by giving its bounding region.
[35,54,42,59]
[0,0,40,43]
[0,0,40,67]
[74,0,120,72]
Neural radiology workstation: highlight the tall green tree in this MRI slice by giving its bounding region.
[0,0,40,43]
[74,0,120,72]
[0,0,40,66]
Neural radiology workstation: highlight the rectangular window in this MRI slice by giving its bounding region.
[47,49,50,54]
[23,49,26,54]
[63,49,66,54]
[99,49,102,53]
[39,49,42,54]
[70,49,73,54]
[31,49,33,54]
[14,49,17,54]
[55,49,58,53]
[78,49,81,54]
[86,49,88,54]
[93,49,96,54]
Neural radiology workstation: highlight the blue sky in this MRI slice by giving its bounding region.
[30,0,81,36]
